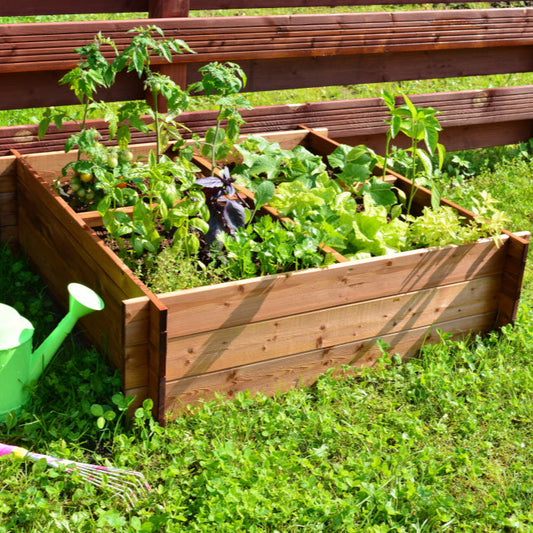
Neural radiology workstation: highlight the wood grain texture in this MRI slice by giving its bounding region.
[0,0,480,16]
[159,237,508,338]
[3,86,533,155]
[1,11,533,73]
[163,311,497,414]
[165,275,502,380]
[0,156,17,240]
[14,152,150,373]
[1,10,533,115]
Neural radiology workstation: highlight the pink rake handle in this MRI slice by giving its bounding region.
[0,443,65,467]
[0,442,151,508]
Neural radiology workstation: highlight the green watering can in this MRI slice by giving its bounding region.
[0,283,104,421]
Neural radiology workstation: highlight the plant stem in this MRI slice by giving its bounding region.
[152,88,161,162]
[406,135,418,216]
[382,131,392,181]
[211,108,223,170]
[77,95,90,162]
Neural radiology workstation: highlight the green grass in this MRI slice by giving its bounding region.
[1,7,533,531]
[0,142,532,530]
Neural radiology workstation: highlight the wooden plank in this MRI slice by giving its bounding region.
[124,297,151,348]
[122,297,150,391]
[2,10,533,73]
[192,0,490,6]
[124,344,150,390]
[0,0,148,16]
[3,86,533,155]
[0,0,489,17]
[0,155,17,235]
[0,225,17,245]
[0,70,143,111]
[148,296,168,422]
[165,275,502,380]
[159,236,507,337]
[16,201,126,368]
[149,0,189,18]
[163,311,496,413]
[0,191,16,221]
[14,151,152,371]
[496,232,530,326]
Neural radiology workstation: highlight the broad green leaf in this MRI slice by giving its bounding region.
[415,148,433,177]
[381,88,396,111]
[254,181,276,209]
[403,93,418,118]
[38,118,51,140]
[424,125,439,154]
[391,115,402,138]
[189,217,210,235]
[361,177,397,207]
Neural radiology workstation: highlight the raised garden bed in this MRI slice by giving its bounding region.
[4,128,530,422]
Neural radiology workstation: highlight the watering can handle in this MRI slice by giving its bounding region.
[0,443,28,459]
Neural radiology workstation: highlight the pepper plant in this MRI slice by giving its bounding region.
[381,89,446,214]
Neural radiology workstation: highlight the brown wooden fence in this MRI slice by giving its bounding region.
[1,1,532,156]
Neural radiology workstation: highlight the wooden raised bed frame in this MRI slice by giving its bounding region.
[4,128,530,422]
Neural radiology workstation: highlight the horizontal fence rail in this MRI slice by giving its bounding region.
[3,86,533,156]
[0,5,532,152]
[0,0,490,17]
[3,10,533,72]
[1,9,533,111]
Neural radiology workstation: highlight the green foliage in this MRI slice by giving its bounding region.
[234,137,408,260]
[381,89,446,213]
[189,62,253,169]
[140,248,235,293]
[2,247,532,531]
[219,216,333,278]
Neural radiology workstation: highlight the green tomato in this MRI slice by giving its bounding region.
[152,82,161,93]
[119,149,134,163]
[76,187,86,198]
[85,189,95,201]
[70,176,81,192]
[106,155,119,169]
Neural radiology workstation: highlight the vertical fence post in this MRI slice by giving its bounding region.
[148,0,190,18]
[148,0,191,110]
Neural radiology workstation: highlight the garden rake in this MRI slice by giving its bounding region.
[0,442,150,508]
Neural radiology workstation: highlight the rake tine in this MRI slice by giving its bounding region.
[0,443,150,508]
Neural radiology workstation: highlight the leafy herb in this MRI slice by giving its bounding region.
[189,62,253,170]
[381,89,446,213]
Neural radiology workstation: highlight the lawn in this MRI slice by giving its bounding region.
[1,7,533,532]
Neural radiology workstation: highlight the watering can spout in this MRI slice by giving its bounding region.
[30,283,104,381]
